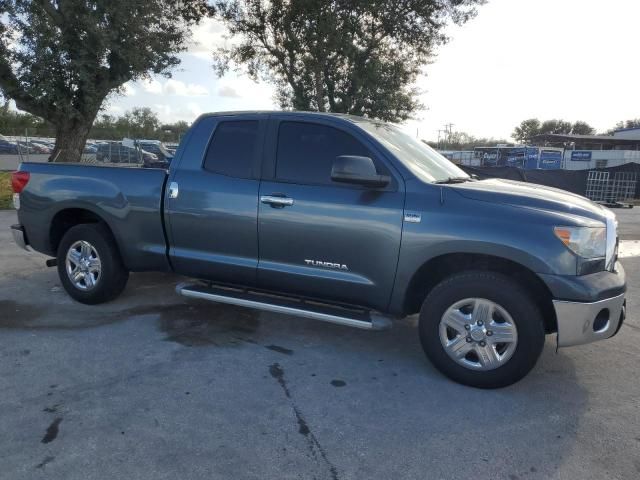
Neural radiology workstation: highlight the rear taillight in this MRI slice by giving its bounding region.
[11,171,30,193]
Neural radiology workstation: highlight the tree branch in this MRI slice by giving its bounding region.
[32,0,64,27]
[0,55,54,119]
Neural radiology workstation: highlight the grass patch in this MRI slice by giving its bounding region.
[0,172,12,210]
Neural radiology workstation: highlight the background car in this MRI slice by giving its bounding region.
[27,141,52,154]
[16,141,37,154]
[138,140,174,164]
[0,139,20,154]
[30,140,55,150]
[95,142,158,164]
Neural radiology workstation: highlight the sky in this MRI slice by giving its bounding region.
[108,0,640,142]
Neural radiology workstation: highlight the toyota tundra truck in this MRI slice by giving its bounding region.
[9,111,627,388]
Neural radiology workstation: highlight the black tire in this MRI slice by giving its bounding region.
[419,271,545,389]
[57,223,129,305]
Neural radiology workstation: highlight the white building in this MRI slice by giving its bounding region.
[532,128,640,170]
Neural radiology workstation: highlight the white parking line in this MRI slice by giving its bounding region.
[619,240,640,258]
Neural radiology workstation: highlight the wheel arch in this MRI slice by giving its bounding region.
[49,207,119,258]
[402,252,557,334]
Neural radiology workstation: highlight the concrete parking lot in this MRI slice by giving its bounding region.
[0,154,49,171]
[0,209,639,480]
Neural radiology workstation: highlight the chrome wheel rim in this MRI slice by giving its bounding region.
[65,240,101,291]
[439,298,518,371]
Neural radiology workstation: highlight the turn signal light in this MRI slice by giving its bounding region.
[554,227,572,246]
[11,171,30,193]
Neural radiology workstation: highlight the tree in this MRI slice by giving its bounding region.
[512,118,540,143]
[0,96,50,135]
[0,1,212,162]
[539,119,572,135]
[609,119,640,133]
[426,131,508,150]
[570,121,595,135]
[90,110,191,142]
[159,121,191,142]
[118,108,161,140]
[213,0,485,122]
[512,118,596,142]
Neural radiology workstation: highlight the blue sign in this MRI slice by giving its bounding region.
[571,151,592,161]
[538,149,563,169]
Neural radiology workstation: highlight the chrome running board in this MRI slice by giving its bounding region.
[176,282,393,331]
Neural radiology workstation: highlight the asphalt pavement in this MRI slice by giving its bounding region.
[0,209,639,480]
[0,154,48,171]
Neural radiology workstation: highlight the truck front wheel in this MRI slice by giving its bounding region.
[57,223,129,305]
[419,271,545,388]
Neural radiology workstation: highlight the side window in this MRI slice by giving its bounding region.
[276,121,374,185]
[203,120,259,178]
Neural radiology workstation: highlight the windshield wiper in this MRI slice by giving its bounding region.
[434,177,470,184]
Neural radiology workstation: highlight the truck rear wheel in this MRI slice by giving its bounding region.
[57,223,129,304]
[419,271,545,388]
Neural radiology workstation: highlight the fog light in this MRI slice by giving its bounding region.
[593,309,610,332]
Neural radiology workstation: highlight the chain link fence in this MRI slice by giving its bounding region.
[1,127,180,170]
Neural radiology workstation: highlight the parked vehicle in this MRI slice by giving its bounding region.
[165,143,179,156]
[95,142,158,164]
[0,139,20,154]
[15,141,39,154]
[30,140,55,152]
[26,141,52,154]
[137,140,174,164]
[10,112,627,388]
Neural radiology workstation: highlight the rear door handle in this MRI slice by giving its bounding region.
[260,195,294,207]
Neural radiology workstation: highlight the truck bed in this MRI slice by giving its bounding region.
[16,162,171,272]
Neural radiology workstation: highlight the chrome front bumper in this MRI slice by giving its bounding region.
[10,224,29,251]
[554,293,626,347]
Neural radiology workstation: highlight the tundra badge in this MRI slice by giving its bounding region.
[404,212,422,223]
[305,260,349,270]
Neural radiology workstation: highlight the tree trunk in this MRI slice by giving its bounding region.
[50,119,92,163]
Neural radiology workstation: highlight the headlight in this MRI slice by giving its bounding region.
[554,226,606,258]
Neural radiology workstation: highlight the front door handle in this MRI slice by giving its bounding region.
[260,195,294,207]
[168,181,179,199]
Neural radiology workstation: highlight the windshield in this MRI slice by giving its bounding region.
[358,122,469,183]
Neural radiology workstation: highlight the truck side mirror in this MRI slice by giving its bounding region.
[331,155,390,188]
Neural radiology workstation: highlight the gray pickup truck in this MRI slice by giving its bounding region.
[10,111,627,388]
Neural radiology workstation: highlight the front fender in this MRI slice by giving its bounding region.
[387,186,578,314]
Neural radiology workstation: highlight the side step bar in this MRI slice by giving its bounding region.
[176,282,393,331]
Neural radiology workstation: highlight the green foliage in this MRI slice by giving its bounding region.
[0,0,212,161]
[0,103,190,142]
[512,118,596,143]
[0,98,50,135]
[570,120,596,135]
[0,172,11,209]
[425,131,508,150]
[214,0,485,122]
[609,119,640,133]
[91,109,190,142]
[539,119,572,135]
[512,118,541,143]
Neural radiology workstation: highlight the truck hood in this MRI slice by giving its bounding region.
[450,178,607,222]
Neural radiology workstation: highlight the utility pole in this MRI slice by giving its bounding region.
[440,123,455,148]
[445,123,455,146]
